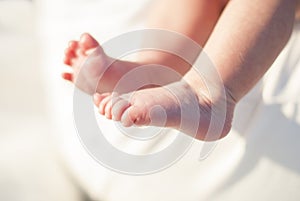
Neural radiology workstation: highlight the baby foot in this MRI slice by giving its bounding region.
[63,33,192,95]
[63,33,133,94]
[94,77,236,141]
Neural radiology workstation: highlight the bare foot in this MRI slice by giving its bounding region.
[63,33,137,94]
[94,73,236,141]
[63,33,193,94]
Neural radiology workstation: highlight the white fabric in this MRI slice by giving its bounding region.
[0,2,85,200]
[38,0,300,200]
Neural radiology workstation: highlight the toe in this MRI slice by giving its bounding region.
[98,95,112,115]
[93,93,110,107]
[64,47,76,66]
[112,99,130,121]
[62,72,73,82]
[64,47,76,58]
[121,106,135,127]
[75,48,84,57]
[63,56,72,65]
[79,33,99,53]
[121,105,150,127]
[68,40,78,49]
[104,99,113,119]
[130,106,150,126]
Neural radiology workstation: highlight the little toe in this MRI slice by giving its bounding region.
[79,33,99,53]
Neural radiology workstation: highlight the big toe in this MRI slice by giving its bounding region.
[121,105,150,127]
[79,33,99,52]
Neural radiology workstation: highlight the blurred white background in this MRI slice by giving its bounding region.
[0,0,149,200]
[0,1,85,200]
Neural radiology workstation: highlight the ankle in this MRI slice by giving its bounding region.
[182,71,236,140]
